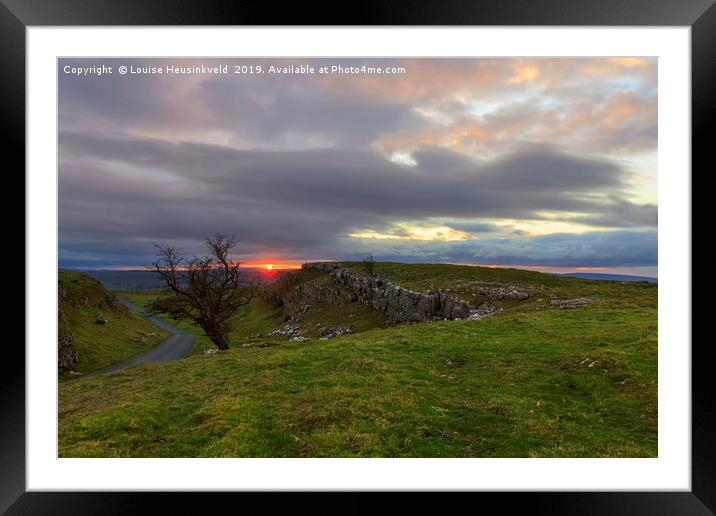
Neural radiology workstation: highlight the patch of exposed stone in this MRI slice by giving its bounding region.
[319,325,354,339]
[301,262,475,323]
[265,324,310,342]
[58,329,79,371]
[466,305,501,320]
[550,297,592,310]
[130,331,159,345]
[286,302,312,322]
[282,280,356,321]
[268,324,305,338]
[450,279,532,300]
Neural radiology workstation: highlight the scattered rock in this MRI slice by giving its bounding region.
[452,279,531,300]
[203,348,218,355]
[467,305,500,320]
[474,285,529,300]
[318,325,354,339]
[287,302,313,322]
[268,325,303,338]
[95,313,108,325]
[58,323,80,371]
[550,298,592,310]
[290,336,309,342]
[578,357,601,369]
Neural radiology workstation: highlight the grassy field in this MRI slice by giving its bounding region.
[58,270,170,377]
[118,277,387,349]
[59,263,657,457]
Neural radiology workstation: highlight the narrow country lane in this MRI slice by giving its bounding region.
[95,297,196,375]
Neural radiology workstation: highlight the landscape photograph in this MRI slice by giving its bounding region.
[58,57,658,458]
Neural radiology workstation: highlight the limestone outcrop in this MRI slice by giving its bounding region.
[300,262,472,323]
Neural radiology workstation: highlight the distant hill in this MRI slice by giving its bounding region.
[557,272,657,283]
[81,269,167,291]
[81,268,269,291]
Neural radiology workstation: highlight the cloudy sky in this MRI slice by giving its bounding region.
[58,58,657,275]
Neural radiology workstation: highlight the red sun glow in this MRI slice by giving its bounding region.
[242,262,302,271]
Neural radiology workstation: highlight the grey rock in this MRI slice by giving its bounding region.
[300,262,472,323]
[268,325,303,338]
[58,330,80,371]
[467,305,500,320]
[319,325,354,339]
[550,298,592,310]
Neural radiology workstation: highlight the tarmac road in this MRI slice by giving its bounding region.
[96,297,196,375]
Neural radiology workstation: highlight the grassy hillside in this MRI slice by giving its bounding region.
[59,263,657,457]
[342,261,652,312]
[58,270,169,376]
[118,269,387,351]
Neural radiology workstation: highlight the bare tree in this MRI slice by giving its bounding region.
[148,233,255,350]
[362,255,376,276]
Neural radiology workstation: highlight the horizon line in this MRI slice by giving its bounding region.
[60,262,658,279]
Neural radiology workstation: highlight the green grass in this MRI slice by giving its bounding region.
[118,277,387,348]
[58,270,170,377]
[343,261,654,311]
[59,263,657,457]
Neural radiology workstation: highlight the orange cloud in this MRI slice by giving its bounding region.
[600,92,656,130]
[607,57,653,69]
[374,118,494,157]
[509,64,540,84]
[375,84,656,159]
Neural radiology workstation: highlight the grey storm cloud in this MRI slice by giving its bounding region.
[57,57,657,269]
[59,131,656,267]
[59,131,632,220]
[356,230,657,268]
[197,76,424,146]
[462,230,658,267]
[59,58,427,146]
[572,196,657,228]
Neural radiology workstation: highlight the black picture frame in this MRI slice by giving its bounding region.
[7,0,710,513]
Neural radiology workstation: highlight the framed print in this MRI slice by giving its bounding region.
[8,0,711,513]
